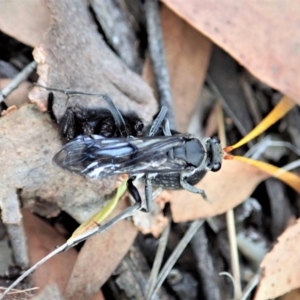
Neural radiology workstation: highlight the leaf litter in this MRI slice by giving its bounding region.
[0,0,300,299]
[162,0,300,104]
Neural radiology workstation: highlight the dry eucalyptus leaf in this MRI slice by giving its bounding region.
[279,288,300,300]
[64,199,137,300]
[162,0,300,104]
[32,284,64,300]
[22,209,77,295]
[0,104,119,224]
[29,0,157,124]
[0,0,50,47]
[169,159,269,222]
[255,219,300,300]
[143,4,212,132]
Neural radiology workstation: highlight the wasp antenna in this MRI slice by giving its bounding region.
[224,154,234,160]
[223,145,233,153]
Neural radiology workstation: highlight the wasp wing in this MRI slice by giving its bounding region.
[53,135,189,178]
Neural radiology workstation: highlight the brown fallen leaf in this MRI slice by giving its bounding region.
[143,4,212,132]
[255,218,300,300]
[29,0,156,125]
[169,159,269,222]
[279,288,300,300]
[22,209,77,294]
[64,198,137,300]
[0,0,50,47]
[32,284,63,300]
[162,0,300,104]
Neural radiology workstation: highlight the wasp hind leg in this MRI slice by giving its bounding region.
[145,174,158,212]
[93,177,143,233]
[47,92,57,123]
[180,176,207,201]
[35,84,129,137]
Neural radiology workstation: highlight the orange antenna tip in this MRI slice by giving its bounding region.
[223,146,233,153]
[224,154,234,160]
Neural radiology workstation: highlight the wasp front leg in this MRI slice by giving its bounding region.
[180,174,207,201]
[127,177,144,211]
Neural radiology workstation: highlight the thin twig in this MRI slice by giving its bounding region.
[0,245,64,300]
[226,210,242,299]
[0,202,141,299]
[219,272,238,297]
[240,270,262,300]
[282,158,300,171]
[150,219,205,299]
[1,190,29,269]
[0,61,36,103]
[217,103,242,299]
[146,207,172,299]
[207,75,253,147]
[245,135,300,159]
[144,0,176,129]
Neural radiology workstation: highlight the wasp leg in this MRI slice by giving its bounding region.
[162,118,171,136]
[100,94,129,137]
[162,118,175,159]
[35,84,129,137]
[127,177,143,209]
[92,202,141,239]
[148,106,168,136]
[145,174,156,212]
[180,177,207,200]
[47,92,57,123]
[58,107,79,141]
[93,178,143,230]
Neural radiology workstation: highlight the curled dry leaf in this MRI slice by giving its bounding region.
[162,0,300,104]
[29,0,156,124]
[1,105,17,116]
[22,209,77,294]
[0,0,50,47]
[143,4,212,132]
[169,159,269,222]
[0,104,120,224]
[255,218,300,300]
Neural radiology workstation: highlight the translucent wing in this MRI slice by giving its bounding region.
[53,135,190,178]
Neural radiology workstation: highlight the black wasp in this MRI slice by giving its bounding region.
[44,86,223,214]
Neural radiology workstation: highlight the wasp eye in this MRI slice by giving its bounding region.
[135,120,144,133]
[211,136,220,144]
[212,162,221,172]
